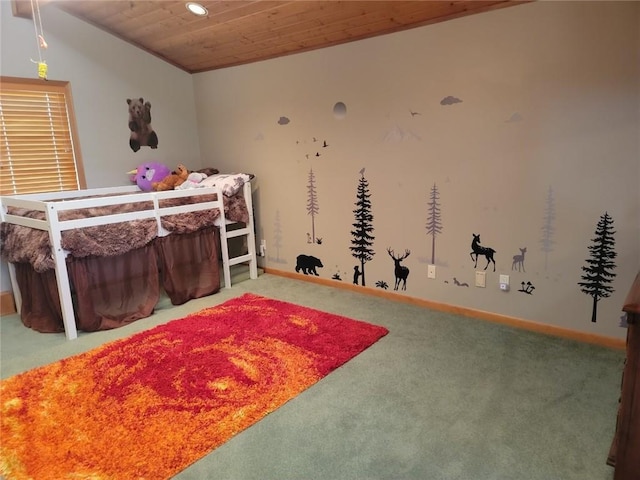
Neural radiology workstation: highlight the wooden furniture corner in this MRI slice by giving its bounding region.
[608,271,640,479]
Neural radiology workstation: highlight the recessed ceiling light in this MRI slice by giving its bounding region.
[186,2,207,16]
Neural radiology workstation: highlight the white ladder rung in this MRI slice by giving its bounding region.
[228,253,254,266]
[226,227,250,239]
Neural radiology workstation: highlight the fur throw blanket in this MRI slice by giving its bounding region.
[1,192,248,272]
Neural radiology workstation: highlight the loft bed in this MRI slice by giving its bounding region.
[0,178,258,340]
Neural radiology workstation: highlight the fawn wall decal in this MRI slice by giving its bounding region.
[512,247,527,272]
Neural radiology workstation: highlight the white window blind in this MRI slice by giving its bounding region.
[0,77,86,195]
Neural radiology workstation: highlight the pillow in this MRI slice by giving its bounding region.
[200,173,252,196]
[197,167,219,177]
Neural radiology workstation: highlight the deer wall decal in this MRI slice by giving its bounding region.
[470,233,496,272]
[512,247,527,272]
[387,247,410,291]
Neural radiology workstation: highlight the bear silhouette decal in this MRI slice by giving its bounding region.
[295,254,323,276]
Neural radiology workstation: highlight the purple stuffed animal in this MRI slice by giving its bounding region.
[128,162,171,191]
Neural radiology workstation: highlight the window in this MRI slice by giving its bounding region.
[0,77,86,195]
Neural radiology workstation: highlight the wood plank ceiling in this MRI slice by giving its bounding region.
[14,1,526,74]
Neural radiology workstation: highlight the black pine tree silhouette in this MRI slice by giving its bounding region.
[540,186,556,270]
[350,172,375,286]
[578,211,617,323]
[306,168,319,243]
[425,182,443,265]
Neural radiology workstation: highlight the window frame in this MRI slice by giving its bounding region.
[0,76,86,195]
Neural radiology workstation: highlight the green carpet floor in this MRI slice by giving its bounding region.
[0,271,624,480]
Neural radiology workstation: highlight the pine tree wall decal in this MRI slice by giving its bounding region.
[272,210,284,263]
[306,168,319,243]
[350,171,375,286]
[425,182,443,265]
[539,186,556,271]
[578,211,617,323]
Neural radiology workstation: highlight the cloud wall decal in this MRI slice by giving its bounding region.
[440,96,462,106]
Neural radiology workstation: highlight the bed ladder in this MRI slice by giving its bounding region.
[218,181,258,288]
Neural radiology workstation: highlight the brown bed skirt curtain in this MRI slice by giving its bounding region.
[13,228,221,333]
[68,245,160,331]
[155,226,220,305]
[14,263,65,333]
[14,245,160,333]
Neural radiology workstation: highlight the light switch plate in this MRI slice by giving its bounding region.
[427,264,436,279]
[475,271,486,288]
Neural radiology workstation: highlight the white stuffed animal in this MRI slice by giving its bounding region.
[176,171,207,190]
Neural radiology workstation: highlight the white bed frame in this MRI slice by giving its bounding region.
[0,182,258,340]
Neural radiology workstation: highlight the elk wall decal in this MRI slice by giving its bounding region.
[387,247,410,291]
[470,233,496,272]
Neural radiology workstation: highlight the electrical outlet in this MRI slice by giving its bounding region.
[427,264,436,279]
[259,239,266,257]
[499,274,510,292]
[475,271,486,288]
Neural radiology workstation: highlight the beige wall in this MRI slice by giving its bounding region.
[193,1,639,340]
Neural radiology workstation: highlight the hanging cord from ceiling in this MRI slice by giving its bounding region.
[30,0,48,79]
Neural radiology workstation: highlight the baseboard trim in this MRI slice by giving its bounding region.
[0,290,16,316]
[264,268,626,350]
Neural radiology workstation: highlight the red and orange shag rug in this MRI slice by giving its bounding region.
[0,293,388,479]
